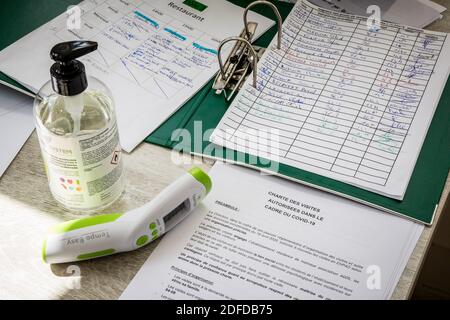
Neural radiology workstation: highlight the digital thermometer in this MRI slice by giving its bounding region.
[42,167,212,264]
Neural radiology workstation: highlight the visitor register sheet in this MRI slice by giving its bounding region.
[210,0,450,199]
[120,163,423,300]
[0,0,273,151]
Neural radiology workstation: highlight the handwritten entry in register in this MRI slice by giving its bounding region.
[211,0,450,199]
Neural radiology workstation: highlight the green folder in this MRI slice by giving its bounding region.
[1,0,449,224]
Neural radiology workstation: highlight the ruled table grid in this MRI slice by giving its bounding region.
[211,0,448,196]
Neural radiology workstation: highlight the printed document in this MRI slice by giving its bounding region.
[306,0,444,28]
[120,163,423,300]
[0,0,274,152]
[210,0,450,199]
[281,1,446,28]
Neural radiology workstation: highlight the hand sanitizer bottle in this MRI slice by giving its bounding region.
[34,41,124,212]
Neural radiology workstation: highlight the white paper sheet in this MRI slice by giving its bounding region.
[418,0,447,14]
[120,162,423,300]
[0,0,274,152]
[0,85,35,178]
[210,0,450,199]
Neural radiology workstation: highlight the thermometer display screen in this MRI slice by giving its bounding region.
[164,199,190,229]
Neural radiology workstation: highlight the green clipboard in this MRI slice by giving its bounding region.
[0,0,449,224]
[144,0,450,225]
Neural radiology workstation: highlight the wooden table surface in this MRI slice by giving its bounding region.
[1,1,450,300]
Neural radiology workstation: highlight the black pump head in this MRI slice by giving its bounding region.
[50,41,98,96]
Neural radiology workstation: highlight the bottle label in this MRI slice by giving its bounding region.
[36,121,124,210]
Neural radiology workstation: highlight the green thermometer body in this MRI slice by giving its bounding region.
[43,167,211,264]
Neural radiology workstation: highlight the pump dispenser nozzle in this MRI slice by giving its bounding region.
[50,41,98,96]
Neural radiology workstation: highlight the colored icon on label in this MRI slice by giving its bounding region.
[60,177,82,192]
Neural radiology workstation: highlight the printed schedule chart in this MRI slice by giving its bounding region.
[211,0,450,199]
